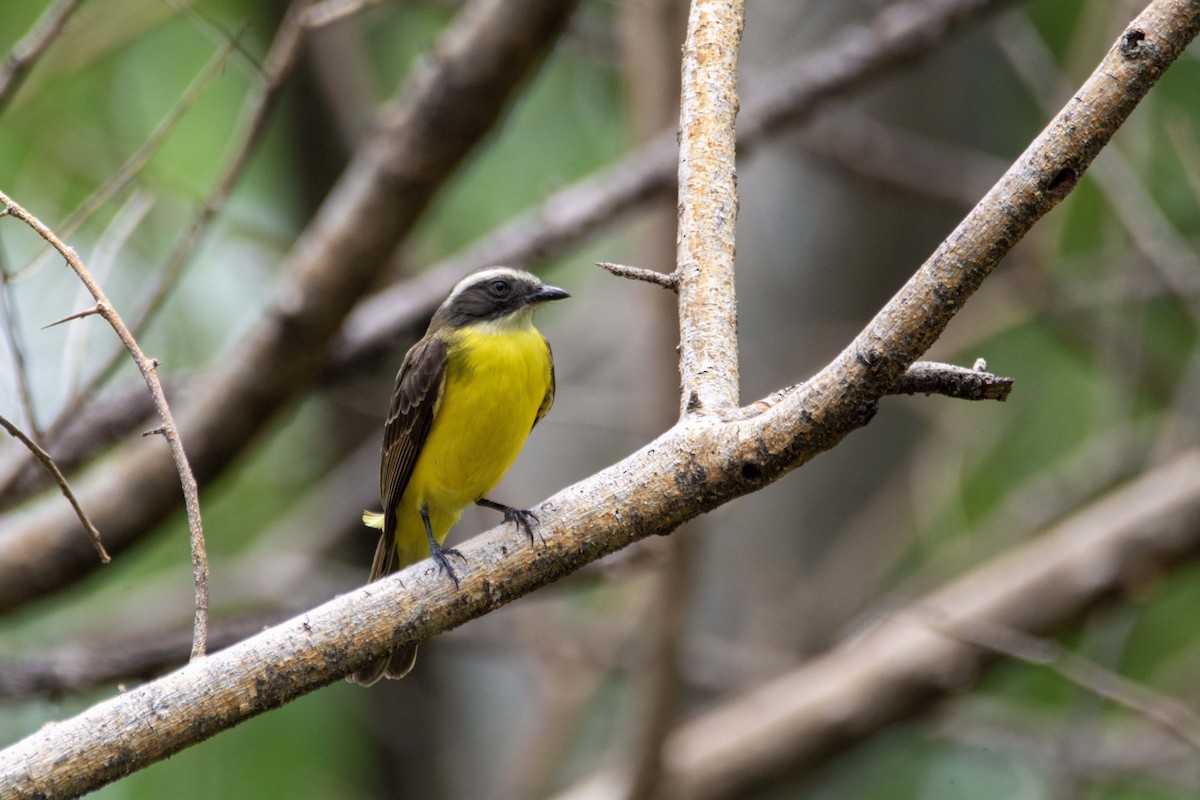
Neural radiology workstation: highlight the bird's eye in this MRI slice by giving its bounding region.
[488,279,510,296]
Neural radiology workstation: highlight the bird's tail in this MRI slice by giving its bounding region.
[349,509,420,686]
[349,645,419,686]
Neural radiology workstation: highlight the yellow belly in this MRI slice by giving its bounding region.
[392,326,551,565]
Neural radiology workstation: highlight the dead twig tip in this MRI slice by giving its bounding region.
[596,261,679,291]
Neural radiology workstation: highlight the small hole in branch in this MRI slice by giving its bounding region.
[741,462,762,481]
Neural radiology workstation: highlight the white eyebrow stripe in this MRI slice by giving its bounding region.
[444,267,528,304]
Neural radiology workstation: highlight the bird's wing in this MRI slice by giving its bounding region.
[532,335,555,430]
[371,334,448,581]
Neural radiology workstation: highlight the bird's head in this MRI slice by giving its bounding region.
[432,267,569,332]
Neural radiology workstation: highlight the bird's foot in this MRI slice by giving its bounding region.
[430,540,467,588]
[478,498,540,545]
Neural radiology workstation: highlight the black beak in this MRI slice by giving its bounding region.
[531,284,570,303]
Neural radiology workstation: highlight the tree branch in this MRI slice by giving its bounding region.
[0,414,107,564]
[889,360,1013,401]
[2,2,1196,795]
[0,0,83,115]
[675,0,744,414]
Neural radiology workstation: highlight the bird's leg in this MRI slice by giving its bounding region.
[476,497,540,545]
[422,504,466,587]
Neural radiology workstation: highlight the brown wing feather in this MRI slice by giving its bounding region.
[371,334,448,581]
[532,335,555,430]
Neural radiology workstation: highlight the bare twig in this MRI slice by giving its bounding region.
[0,263,40,440]
[0,190,209,658]
[597,261,679,290]
[0,385,156,509]
[41,305,103,329]
[0,0,84,115]
[0,413,107,563]
[0,35,243,501]
[0,0,1024,510]
[743,359,1012,418]
[889,360,1013,401]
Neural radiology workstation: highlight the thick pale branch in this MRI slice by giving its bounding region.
[675,0,745,414]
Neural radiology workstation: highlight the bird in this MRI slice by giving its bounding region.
[351,267,568,685]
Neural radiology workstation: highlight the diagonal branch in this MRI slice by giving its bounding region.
[0,0,84,115]
[1,2,1196,797]
[0,413,107,563]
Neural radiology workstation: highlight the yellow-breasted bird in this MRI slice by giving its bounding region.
[351,267,568,685]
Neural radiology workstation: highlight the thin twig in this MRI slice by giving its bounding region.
[0,38,240,500]
[42,304,103,329]
[0,260,41,441]
[0,0,85,115]
[597,261,679,290]
[916,609,1200,755]
[0,190,209,658]
[0,413,108,562]
[0,3,1197,788]
[743,360,1012,418]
